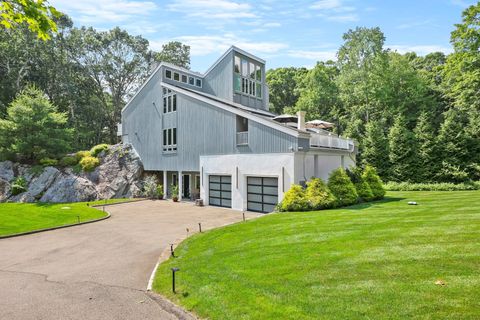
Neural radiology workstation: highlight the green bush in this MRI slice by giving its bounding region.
[327,168,358,206]
[79,156,100,172]
[11,177,27,196]
[142,175,159,198]
[362,165,386,200]
[347,167,374,202]
[305,178,336,209]
[157,185,164,199]
[59,155,78,167]
[39,157,58,167]
[279,184,310,212]
[384,181,480,191]
[90,144,109,157]
[75,150,91,162]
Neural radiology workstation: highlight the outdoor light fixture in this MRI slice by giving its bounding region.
[198,222,202,233]
[170,243,175,257]
[242,211,246,222]
[171,267,180,293]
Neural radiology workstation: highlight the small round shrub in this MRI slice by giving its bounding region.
[347,167,374,202]
[59,155,78,167]
[75,150,91,162]
[79,156,100,172]
[157,185,164,199]
[90,144,109,157]
[305,178,336,210]
[11,177,27,196]
[279,184,310,212]
[362,165,385,200]
[327,168,358,207]
[39,158,58,167]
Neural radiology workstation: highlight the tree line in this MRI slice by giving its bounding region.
[266,3,480,183]
[0,14,190,157]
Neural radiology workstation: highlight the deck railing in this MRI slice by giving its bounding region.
[310,133,354,151]
[236,131,249,145]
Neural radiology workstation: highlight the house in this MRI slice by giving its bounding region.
[119,46,356,213]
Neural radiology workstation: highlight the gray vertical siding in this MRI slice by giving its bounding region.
[123,87,300,172]
[203,51,233,100]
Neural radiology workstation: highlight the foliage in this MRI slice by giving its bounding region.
[79,155,99,172]
[75,150,91,162]
[384,181,480,191]
[388,115,418,182]
[171,184,179,199]
[0,86,72,162]
[39,157,58,167]
[142,175,159,199]
[266,67,307,114]
[155,41,191,69]
[414,112,437,182]
[10,176,27,195]
[305,178,336,210]
[278,184,310,212]
[327,168,358,206]
[347,167,374,202]
[90,144,109,157]
[0,0,60,40]
[362,165,386,200]
[59,155,78,167]
[362,119,389,177]
[157,185,164,199]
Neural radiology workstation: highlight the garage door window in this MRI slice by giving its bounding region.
[209,175,231,208]
[247,177,278,213]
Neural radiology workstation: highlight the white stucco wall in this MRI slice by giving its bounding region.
[294,150,356,183]
[200,153,295,211]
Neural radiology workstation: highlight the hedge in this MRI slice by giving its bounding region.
[384,181,480,191]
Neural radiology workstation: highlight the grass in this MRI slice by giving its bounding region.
[153,191,480,319]
[0,198,133,236]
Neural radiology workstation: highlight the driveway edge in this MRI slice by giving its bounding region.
[0,211,111,240]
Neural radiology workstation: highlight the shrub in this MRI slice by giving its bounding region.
[362,165,385,200]
[90,144,109,157]
[59,155,78,167]
[11,177,27,196]
[79,156,100,172]
[75,150,91,162]
[347,167,374,202]
[39,157,58,167]
[142,175,159,198]
[305,178,336,210]
[279,184,310,212]
[384,181,480,191]
[157,185,164,199]
[171,184,179,199]
[327,168,358,206]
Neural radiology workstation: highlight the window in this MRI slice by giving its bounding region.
[241,59,248,77]
[189,76,194,85]
[162,88,176,113]
[173,72,180,81]
[234,56,241,74]
[163,127,177,152]
[256,83,262,98]
[249,62,255,79]
[181,74,187,83]
[255,65,262,81]
[172,174,177,185]
[195,175,200,189]
[165,69,172,79]
[234,74,241,92]
[196,79,202,87]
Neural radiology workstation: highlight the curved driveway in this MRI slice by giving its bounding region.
[0,201,259,320]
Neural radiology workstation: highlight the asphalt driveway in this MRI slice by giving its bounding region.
[0,200,260,320]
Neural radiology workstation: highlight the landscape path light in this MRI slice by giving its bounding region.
[171,267,180,293]
[170,243,175,257]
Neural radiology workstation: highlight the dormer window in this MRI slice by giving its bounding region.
[173,72,180,81]
[166,70,172,79]
[189,76,194,85]
[181,74,187,83]
[234,55,262,99]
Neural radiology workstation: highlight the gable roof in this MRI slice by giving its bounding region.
[161,81,310,139]
[204,46,266,76]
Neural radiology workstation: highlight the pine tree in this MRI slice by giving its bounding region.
[362,119,389,179]
[388,115,418,182]
[414,112,437,182]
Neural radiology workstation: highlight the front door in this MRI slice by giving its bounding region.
[183,174,190,199]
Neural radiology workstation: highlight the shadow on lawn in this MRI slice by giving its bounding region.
[343,196,405,211]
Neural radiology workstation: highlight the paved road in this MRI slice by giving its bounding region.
[0,201,260,320]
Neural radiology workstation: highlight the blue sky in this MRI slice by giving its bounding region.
[50,0,477,72]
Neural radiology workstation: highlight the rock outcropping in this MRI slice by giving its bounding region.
[0,144,144,203]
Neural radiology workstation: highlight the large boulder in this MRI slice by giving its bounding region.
[0,178,11,202]
[0,161,14,182]
[28,166,60,198]
[17,164,35,184]
[9,192,36,203]
[40,174,98,203]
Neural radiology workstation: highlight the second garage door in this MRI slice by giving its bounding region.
[209,175,232,208]
[247,177,278,213]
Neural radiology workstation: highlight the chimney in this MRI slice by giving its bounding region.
[297,111,306,131]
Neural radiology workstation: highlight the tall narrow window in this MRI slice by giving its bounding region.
[162,87,177,114]
[163,97,167,113]
[167,96,172,112]
[162,128,177,152]
[249,62,255,79]
[241,59,248,77]
[256,83,262,98]
[234,56,241,73]
[255,65,262,81]
[172,128,177,146]
[172,95,177,112]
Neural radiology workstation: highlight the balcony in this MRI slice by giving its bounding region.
[236,131,249,145]
[310,133,354,151]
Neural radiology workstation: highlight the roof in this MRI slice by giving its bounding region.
[204,46,266,75]
[161,82,310,139]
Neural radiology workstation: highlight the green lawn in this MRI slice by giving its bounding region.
[153,191,480,319]
[0,198,133,236]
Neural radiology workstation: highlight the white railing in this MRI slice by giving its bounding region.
[117,123,122,137]
[236,131,249,145]
[310,133,354,151]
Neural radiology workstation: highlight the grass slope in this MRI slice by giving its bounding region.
[153,191,480,319]
[0,199,131,236]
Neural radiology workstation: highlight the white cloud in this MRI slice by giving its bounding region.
[310,0,342,10]
[325,14,358,22]
[310,0,359,23]
[264,22,282,28]
[387,45,453,55]
[51,0,157,24]
[287,49,337,61]
[167,0,256,20]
